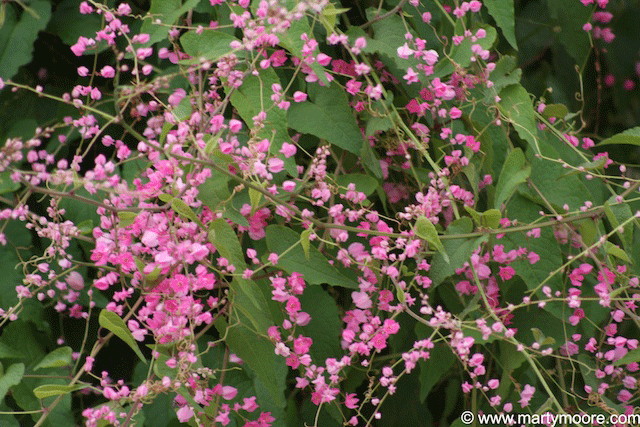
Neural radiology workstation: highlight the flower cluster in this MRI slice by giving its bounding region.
[1,0,640,426]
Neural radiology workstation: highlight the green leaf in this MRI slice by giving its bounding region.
[361,10,419,73]
[542,103,569,120]
[216,318,286,408]
[224,207,250,227]
[170,96,192,122]
[0,1,51,79]
[300,228,312,260]
[208,218,246,270]
[434,25,497,79]
[0,224,31,311]
[496,342,526,397]
[562,156,608,179]
[505,195,564,318]
[208,219,273,334]
[0,403,19,427]
[483,0,518,50]
[498,84,539,151]
[199,170,248,227]
[430,218,489,286]
[265,225,357,288]
[463,206,482,226]
[413,216,449,263]
[481,209,502,229]
[546,0,591,65]
[360,139,384,179]
[117,211,138,228]
[461,162,480,197]
[511,308,567,349]
[486,56,522,99]
[604,199,634,251]
[614,349,640,366]
[394,281,406,304]
[576,218,598,246]
[299,287,342,362]
[177,386,204,411]
[319,3,349,34]
[288,84,364,155]
[0,342,23,359]
[335,174,379,197]
[140,0,200,47]
[98,310,147,363]
[152,351,178,379]
[140,392,177,427]
[598,127,640,147]
[0,363,23,401]
[525,148,595,211]
[33,347,72,371]
[0,170,19,194]
[32,383,86,399]
[418,344,455,402]
[494,148,531,209]
[365,115,394,136]
[229,68,294,174]
[180,30,239,62]
[278,18,329,85]
[199,173,231,211]
[47,0,102,49]
[10,354,73,427]
[135,256,161,286]
[605,241,631,263]
[59,187,100,229]
[171,197,204,228]
[248,187,263,211]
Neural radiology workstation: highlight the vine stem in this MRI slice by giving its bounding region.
[467,265,572,423]
[360,0,409,29]
[33,296,144,427]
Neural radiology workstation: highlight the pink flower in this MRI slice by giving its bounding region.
[519,384,535,407]
[71,41,86,56]
[352,291,372,309]
[242,396,259,412]
[90,87,102,100]
[624,79,635,91]
[100,66,115,78]
[397,43,414,59]
[280,142,297,158]
[221,385,237,400]
[345,393,359,409]
[229,119,242,133]
[66,271,85,291]
[77,66,89,77]
[618,389,633,403]
[371,333,387,351]
[605,74,615,87]
[285,296,301,315]
[498,266,515,281]
[79,2,93,14]
[176,406,194,422]
[267,158,284,173]
[84,356,94,371]
[293,335,312,354]
[293,91,308,102]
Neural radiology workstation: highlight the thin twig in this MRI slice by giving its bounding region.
[360,0,409,29]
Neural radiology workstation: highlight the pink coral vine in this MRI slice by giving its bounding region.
[1,0,640,426]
